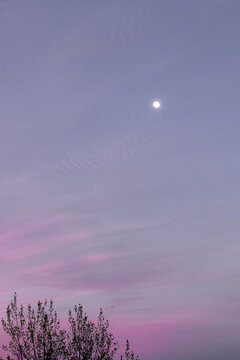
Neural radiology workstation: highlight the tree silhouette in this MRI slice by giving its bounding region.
[0,294,139,360]
[1,294,67,360]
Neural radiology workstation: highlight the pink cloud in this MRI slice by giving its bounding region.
[0,214,90,263]
[0,214,64,244]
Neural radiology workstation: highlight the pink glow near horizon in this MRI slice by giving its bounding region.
[0,211,239,358]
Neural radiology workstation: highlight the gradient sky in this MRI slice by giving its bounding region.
[1,1,240,359]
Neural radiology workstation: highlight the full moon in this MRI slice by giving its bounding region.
[152,101,161,109]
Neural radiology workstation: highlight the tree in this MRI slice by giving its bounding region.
[67,304,119,360]
[120,340,139,360]
[1,293,67,360]
[1,294,139,360]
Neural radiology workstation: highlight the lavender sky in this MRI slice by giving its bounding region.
[1,1,240,359]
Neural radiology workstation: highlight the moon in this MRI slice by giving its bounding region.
[152,101,161,109]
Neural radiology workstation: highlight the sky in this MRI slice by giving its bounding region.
[1,0,240,359]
